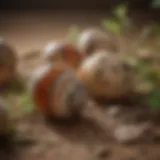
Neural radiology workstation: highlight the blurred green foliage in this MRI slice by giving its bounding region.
[103,4,129,36]
[62,4,160,109]
[148,90,160,109]
[152,0,160,8]
[114,4,127,20]
[104,20,122,35]
[67,25,80,44]
[18,92,34,114]
[103,4,160,109]
[7,91,35,120]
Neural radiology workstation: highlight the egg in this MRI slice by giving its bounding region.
[30,62,89,119]
[42,40,83,69]
[77,51,133,101]
[77,28,117,56]
[0,38,17,87]
[0,97,10,136]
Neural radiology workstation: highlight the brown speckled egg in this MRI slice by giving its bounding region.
[77,51,133,101]
[43,40,83,69]
[30,62,88,119]
[0,38,17,87]
[77,28,118,56]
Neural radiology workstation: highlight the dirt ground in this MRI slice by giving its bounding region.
[0,10,160,160]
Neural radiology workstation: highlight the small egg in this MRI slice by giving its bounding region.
[43,40,83,69]
[77,28,118,56]
[77,51,133,100]
[30,62,88,119]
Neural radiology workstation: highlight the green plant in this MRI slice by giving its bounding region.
[103,4,134,54]
[18,92,34,114]
[66,5,160,109]
[67,25,80,44]
[103,4,160,109]
[103,4,130,36]
[6,91,35,120]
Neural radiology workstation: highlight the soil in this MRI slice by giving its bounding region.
[0,11,160,160]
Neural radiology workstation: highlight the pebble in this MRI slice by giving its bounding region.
[113,123,151,144]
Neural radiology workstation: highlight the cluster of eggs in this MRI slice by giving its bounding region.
[30,28,134,119]
[0,28,134,136]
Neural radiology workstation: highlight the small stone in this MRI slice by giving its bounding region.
[113,123,151,144]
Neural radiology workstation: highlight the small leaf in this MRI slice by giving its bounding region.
[114,4,127,20]
[19,93,34,114]
[67,25,80,44]
[148,90,160,109]
[139,63,160,83]
[147,70,160,83]
[125,55,140,70]
[103,20,122,35]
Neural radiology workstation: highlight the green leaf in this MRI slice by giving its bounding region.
[124,55,141,72]
[149,90,160,109]
[19,93,34,114]
[139,62,160,83]
[103,20,122,35]
[114,4,127,20]
[67,25,80,44]
[146,70,160,83]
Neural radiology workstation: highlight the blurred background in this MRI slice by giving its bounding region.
[0,0,157,10]
[0,0,159,54]
[0,1,160,160]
